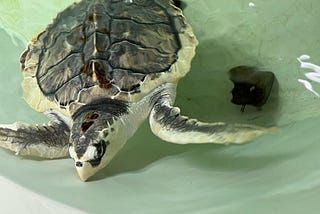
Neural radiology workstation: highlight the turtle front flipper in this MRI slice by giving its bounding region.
[149,97,275,145]
[0,112,70,159]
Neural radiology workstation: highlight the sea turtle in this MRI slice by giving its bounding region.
[0,0,273,181]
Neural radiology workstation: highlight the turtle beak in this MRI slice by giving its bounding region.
[75,161,98,182]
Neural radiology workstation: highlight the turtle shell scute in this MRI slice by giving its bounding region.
[21,0,186,110]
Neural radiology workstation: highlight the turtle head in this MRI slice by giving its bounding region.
[68,99,128,181]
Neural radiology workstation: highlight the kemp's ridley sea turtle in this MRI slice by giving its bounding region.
[0,0,274,181]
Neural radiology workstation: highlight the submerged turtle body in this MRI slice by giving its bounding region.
[0,0,273,181]
[21,0,197,116]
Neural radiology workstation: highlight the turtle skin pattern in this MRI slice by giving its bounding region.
[21,0,183,110]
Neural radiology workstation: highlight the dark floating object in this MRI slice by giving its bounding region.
[173,0,187,10]
[229,66,275,112]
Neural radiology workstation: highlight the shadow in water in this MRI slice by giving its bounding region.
[175,38,281,127]
[91,122,196,180]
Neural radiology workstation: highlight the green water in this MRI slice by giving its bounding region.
[0,0,320,213]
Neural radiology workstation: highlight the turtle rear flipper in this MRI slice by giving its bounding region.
[149,96,275,145]
[0,112,70,159]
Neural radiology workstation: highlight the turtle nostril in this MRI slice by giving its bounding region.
[76,161,83,167]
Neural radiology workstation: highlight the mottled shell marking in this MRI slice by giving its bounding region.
[20,0,198,115]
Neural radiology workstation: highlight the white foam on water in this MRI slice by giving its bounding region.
[297,54,320,96]
[298,54,311,61]
[297,54,320,72]
[298,79,320,97]
[305,72,320,83]
[299,61,320,72]
[249,2,255,7]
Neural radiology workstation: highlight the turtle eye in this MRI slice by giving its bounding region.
[88,140,109,167]
[94,140,107,159]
